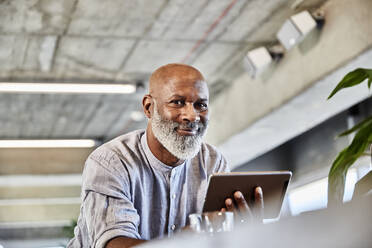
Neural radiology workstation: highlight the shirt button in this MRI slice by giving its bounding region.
[172,194,176,199]
[171,224,176,230]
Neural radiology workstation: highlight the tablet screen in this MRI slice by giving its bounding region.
[202,171,292,219]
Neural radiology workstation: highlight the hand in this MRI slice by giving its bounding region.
[105,237,146,248]
[221,186,264,223]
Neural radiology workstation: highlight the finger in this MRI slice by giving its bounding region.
[225,198,241,223]
[225,198,235,213]
[233,191,254,223]
[221,208,226,213]
[254,186,264,219]
[233,191,252,217]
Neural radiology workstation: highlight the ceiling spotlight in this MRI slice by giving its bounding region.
[244,47,273,78]
[244,45,285,78]
[276,10,318,50]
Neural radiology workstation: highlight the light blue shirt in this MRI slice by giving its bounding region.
[68,130,229,248]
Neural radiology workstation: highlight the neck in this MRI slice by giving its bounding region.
[146,124,185,167]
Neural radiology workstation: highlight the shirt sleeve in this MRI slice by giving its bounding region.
[81,150,141,248]
[216,154,230,173]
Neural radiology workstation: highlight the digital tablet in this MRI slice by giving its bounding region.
[202,171,292,219]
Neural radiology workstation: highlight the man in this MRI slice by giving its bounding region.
[68,64,262,248]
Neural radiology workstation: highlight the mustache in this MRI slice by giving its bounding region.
[171,121,206,131]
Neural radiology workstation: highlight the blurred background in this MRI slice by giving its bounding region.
[0,0,371,247]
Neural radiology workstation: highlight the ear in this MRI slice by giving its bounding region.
[142,94,153,119]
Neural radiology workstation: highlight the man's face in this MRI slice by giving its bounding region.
[150,78,209,160]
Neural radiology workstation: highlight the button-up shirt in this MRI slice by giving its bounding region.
[67,130,229,248]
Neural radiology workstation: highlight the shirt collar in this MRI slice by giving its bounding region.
[141,131,186,173]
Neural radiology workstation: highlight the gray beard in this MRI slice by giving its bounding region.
[151,104,207,160]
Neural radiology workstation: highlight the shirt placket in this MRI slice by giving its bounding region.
[168,167,179,236]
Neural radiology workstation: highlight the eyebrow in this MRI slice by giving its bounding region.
[168,95,209,101]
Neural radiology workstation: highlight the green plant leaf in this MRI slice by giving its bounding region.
[327,67,372,206]
[327,68,372,99]
[328,148,355,206]
[339,115,372,136]
[366,69,372,88]
[328,121,372,205]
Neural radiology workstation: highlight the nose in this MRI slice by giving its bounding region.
[182,103,200,123]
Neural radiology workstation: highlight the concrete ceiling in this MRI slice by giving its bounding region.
[221,48,372,169]
[207,0,372,168]
[0,0,327,141]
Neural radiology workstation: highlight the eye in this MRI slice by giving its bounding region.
[195,102,208,110]
[170,99,185,106]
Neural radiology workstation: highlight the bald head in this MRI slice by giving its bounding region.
[149,64,205,96]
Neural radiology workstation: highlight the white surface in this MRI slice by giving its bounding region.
[291,10,316,35]
[288,169,358,216]
[246,47,273,74]
[219,48,372,169]
[288,177,328,215]
[276,19,301,50]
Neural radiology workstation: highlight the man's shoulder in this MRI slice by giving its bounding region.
[200,142,223,157]
[197,142,225,164]
[195,142,229,172]
[88,129,145,165]
[109,129,145,149]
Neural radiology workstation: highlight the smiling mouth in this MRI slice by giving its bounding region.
[176,128,198,136]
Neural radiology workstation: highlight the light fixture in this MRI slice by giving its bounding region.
[243,47,273,78]
[276,10,318,50]
[0,83,136,94]
[0,139,98,148]
[243,45,285,78]
[243,9,324,79]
